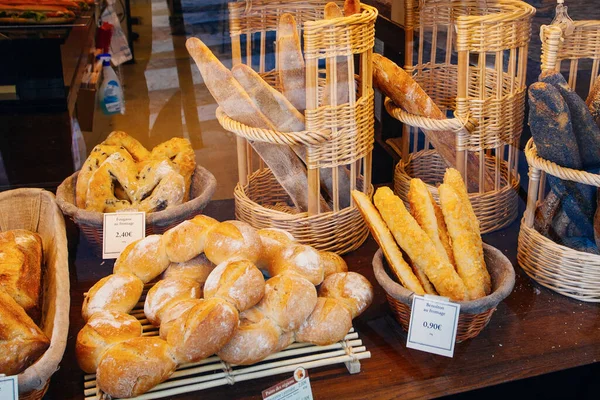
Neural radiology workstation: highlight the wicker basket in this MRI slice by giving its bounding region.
[0,189,70,398]
[373,243,515,342]
[388,0,535,234]
[221,1,377,253]
[517,9,600,303]
[55,165,216,256]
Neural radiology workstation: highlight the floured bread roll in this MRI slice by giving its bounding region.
[319,251,348,278]
[295,297,352,346]
[270,243,324,285]
[256,228,295,272]
[163,215,218,263]
[76,311,143,373]
[96,337,177,399]
[114,235,170,283]
[319,272,373,318]
[204,220,262,265]
[162,253,215,285]
[82,273,144,321]
[166,298,239,364]
[144,278,201,326]
[258,273,317,333]
[203,259,265,312]
[158,298,202,339]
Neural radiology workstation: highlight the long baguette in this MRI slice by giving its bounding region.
[372,54,493,192]
[277,14,306,112]
[322,2,350,107]
[352,190,425,295]
[373,187,468,301]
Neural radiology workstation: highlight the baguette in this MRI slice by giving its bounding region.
[351,190,425,295]
[277,14,306,112]
[322,2,350,107]
[344,0,361,15]
[373,187,468,301]
[372,54,493,191]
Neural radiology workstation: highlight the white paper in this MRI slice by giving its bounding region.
[0,375,18,400]
[262,367,313,400]
[102,212,146,259]
[406,295,460,358]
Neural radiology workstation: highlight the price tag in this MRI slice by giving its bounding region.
[0,375,18,400]
[262,367,313,400]
[406,294,460,358]
[102,212,146,259]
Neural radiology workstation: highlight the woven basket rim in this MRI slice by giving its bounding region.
[373,243,515,314]
[55,164,217,227]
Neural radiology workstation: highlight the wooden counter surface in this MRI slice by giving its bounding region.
[48,199,600,400]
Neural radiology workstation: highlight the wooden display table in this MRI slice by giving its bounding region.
[48,198,600,400]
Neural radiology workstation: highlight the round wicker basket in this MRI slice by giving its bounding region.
[394,149,520,234]
[373,244,515,342]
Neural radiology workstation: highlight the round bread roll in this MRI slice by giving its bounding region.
[159,298,202,339]
[163,215,218,263]
[256,228,295,272]
[114,235,170,283]
[217,307,281,365]
[203,259,265,312]
[295,297,352,346]
[204,220,262,265]
[319,251,348,278]
[82,273,144,321]
[270,243,324,285]
[76,311,143,373]
[162,253,215,284]
[258,274,317,333]
[144,278,201,326]
[166,298,239,364]
[96,337,177,399]
[319,272,374,318]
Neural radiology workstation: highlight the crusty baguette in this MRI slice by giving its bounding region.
[443,168,480,236]
[351,190,425,295]
[372,54,493,192]
[322,2,350,107]
[438,184,491,299]
[277,14,306,112]
[408,178,455,268]
[373,187,468,301]
[344,0,361,15]
[186,37,324,212]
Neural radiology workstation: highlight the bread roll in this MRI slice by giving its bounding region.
[319,251,348,278]
[96,337,177,399]
[258,274,317,332]
[114,235,170,283]
[203,259,265,312]
[319,272,373,318]
[144,278,201,326]
[256,228,295,272]
[270,243,324,285]
[167,298,239,364]
[82,273,144,321]
[76,311,143,373]
[217,307,281,365]
[162,253,215,284]
[0,289,49,375]
[163,215,218,263]
[295,297,352,346]
[204,220,262,265]
[158,298,202,339]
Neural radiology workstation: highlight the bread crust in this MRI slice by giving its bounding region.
[82,273,144,321]
[270,243,324,285]
[203,259,265,312]
[114,235,170,283]
[144,278,201,326]
[319,251,348,278]
[295,297,352,346]
[204,220,262,265]
[163,253,215,285]
[318,272,373,318]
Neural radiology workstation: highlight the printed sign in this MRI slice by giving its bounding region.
[102,212,145,259]
[262,367,313,400]
[0,375,18,400]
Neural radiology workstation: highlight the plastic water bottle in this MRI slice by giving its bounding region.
[98,54,124,115]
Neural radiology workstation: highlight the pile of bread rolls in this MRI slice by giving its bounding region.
[353,168,491,301]
[76,216,373,398]
[76,131,196,213]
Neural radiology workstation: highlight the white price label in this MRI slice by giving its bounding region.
[262,367,313,400]
[406,295,460,358]
[0,375,18,400]
[102,212,146,259]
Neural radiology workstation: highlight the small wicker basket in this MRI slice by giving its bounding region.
[389,0,535,234]
[56,165,216,256]
[0,189,70,399]
[373,244,515,342]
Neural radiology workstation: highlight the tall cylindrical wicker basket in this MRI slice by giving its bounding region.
[517,10,600,302]
[220,1,377,254]
[389,0,535,234]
